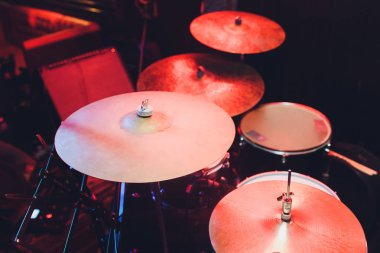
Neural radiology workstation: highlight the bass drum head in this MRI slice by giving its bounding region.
[240,102,332,155]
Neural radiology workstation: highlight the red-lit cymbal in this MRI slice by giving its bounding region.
[55,91,235,183]
[137,53,264,116]
[209,181,367,253]
[190,11,285,54]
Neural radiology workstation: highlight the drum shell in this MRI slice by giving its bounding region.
[236,137,330,181]
[159,164,237,211]
[237,102,332,181]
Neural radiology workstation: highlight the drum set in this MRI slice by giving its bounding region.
[13,9,378,253]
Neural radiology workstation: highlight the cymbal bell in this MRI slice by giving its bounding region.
[209,181,366,253]
[55,91,235,183]
[190,11,285,54]
[137,53,265,116]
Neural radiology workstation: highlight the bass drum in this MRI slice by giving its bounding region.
[238,170,339,200]
[238,102,332,179]
[325,142,380,236]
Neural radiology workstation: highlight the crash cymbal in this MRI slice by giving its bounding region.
[190,11,285,54]
[55,91,235,183]
[137,53,264,116]
[209,181,367,253]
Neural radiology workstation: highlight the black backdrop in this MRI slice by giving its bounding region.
[121,0,380,156]
[2,0,380,155]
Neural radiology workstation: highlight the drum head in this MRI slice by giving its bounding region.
[238,171,339,199]
[240,102,332,155]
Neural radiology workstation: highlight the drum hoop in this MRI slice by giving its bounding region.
[240,133,331,156]
[239,102,332,155]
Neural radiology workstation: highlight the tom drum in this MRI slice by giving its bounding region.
[238,102,332,177]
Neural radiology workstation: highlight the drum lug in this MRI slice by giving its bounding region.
[239,137,246,147]
[222,161,230,169]
[281,155,287,164]
[324,143,332,153]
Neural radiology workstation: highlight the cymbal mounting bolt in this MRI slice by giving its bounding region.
[197,66,205,79]
[235,16,242,26]
[137,99,153,117]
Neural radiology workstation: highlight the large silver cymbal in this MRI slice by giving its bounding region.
[55,91,235,183]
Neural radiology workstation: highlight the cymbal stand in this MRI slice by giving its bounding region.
[11,143,111,252]
[104,181,168,253]
[150,182,169,253]
[276,170,293,222]
[61,172,112,253]
[280,169,292,222]
[106,182,126,253]
[60,171,114,253]
[136,0,158,74]
[13,144,55,244]
[58,171,113,253]
[62,173,88,252]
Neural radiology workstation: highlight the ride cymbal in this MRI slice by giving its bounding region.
[137,53,264,116]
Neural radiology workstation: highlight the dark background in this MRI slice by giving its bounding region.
[1,0,380,154]
[3,0,380,155]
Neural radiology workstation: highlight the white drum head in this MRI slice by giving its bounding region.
[238,171,339,199]
[240,102,332,155]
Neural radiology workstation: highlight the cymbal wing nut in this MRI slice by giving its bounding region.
[281,196,292,222]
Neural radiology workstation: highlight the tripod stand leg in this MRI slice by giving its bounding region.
[62,174,88,253]
[151,182,169,253]
[14,146,55,244]
[106,182,126,253]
